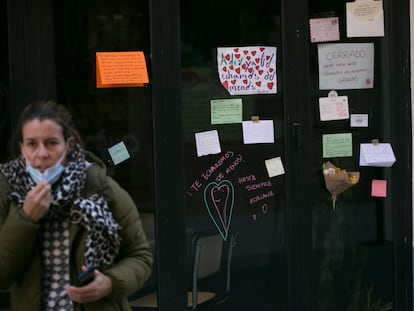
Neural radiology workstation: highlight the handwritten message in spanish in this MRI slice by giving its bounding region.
[318,43,374,90]
[217,46,277,95]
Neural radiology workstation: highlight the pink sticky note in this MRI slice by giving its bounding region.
[371,179,387,197]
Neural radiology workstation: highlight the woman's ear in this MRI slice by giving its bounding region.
[67,136,75,152]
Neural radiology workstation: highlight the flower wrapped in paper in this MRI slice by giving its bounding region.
[322,161,360,210]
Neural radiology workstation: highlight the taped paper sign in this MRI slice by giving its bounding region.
[96,51,149,88]
[318,43,374,90]
[217,46,277,95]
[346,0,384,37]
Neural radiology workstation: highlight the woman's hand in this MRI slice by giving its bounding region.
[22,180,51,221]
[65,267,113,304]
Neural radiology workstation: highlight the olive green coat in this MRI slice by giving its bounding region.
[0,153,153,310]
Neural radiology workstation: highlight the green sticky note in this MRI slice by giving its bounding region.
[211,98,242,124]
[108,141,130,165]
[322,133,352,158]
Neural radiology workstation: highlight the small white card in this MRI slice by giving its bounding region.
[195,130,221,157]
[319,95,349,121]
[350,114,369,127]
[359,143,396,167]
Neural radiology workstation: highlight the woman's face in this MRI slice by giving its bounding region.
[20,118,68,172]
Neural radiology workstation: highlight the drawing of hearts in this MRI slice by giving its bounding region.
[203,180,234,241]
[218,46,277,95]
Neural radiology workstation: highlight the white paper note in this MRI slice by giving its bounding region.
[359,143,396,167]
[242,120,275,144]
[195,130,222,157]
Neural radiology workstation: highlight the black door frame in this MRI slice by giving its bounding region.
[5,0,412,310]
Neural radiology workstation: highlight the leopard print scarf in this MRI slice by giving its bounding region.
[0,144,121,310]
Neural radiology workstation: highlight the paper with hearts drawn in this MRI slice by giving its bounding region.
[203,180,234,241]
[217,46,277,95]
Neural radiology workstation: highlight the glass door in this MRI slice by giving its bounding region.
[308,0,411,310]
[181,0,288,310]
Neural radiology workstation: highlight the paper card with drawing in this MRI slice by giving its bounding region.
[217,46,277,95]
[346,0,384,37]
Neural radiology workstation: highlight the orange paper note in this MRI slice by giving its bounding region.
[96,51,149,88]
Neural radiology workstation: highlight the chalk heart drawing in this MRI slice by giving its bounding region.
[203,180,234,241]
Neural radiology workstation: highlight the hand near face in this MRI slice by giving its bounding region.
[23,180,51,221]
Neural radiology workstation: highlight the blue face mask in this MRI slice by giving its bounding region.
[26,152,66,185]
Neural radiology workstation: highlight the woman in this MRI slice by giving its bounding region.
[0,100,153,310]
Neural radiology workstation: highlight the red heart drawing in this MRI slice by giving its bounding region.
[256,81,262,87]
[222,81,229,89]
[267,82,274,89]
[225,54,231,61]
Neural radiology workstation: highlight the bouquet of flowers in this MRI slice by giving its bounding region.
[322,161,360,210]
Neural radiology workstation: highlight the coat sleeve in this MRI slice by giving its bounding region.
[97,174,154,298]
[0,173,41,289]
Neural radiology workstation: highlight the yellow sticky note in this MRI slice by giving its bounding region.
[265,157,285,178]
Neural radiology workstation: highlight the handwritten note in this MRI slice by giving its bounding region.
[96,51,149,88]
[217,46,277,95]
[322,133,353,158]
[211,98,243,124]
[318,43,374,90]
[319,95,349,121]
[346,0,384,37]
[195,130,221,157]
[309,17,340,43]
[359,143,396,167]
[242,120,275,144]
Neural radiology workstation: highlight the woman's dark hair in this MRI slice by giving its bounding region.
[11,99,83,157]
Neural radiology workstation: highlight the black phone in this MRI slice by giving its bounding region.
[76,266,96,286]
